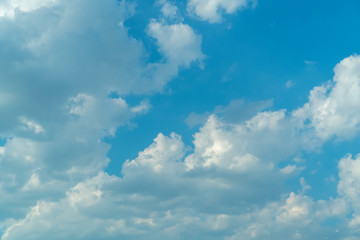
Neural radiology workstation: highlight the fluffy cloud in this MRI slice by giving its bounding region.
[2,0,360,239]
[157,0,182,21]
[294,55,360,141]
[0,0,203,135]
[3,47,360,239]
[0,0,57,18]
[338,154,360,233]
[0,0,202,225]
[0,73,343,238]
[225,192,348,240]
[0,129,352,240]
[187,0,255,23]
[185,112,298,169]
[148,20,204,67]
[0,94,149,220]
[0,129,282,239]
[186,99,273,127]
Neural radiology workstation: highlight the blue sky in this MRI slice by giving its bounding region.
[1,0,360,239]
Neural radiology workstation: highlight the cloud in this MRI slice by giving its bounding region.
[279,165,298,175]
[1,0,360,238]
[2,53,359,239]
[3,72,360,238]
[185,112,296,169]
[147,20,204,67]
[0,129,353,240]
[156,0,182,21]
[286,80,295,89]
[0,0,202,225]
[293,55,360,141]
[0,0,57,18]
[187,0,255,23]
[1,129,284,239]
[0,94,148,220]
[186,99,273,127]
[0,0,204,136]
[338,153,360,232]
[225,192,348,240]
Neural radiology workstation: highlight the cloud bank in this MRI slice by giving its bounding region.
[1,0,360,239]
[3,54,360,239]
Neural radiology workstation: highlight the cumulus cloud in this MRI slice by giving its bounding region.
[187,0,255,23]
[148,20,204,67]
[338,154,360,232]
[0,0,202,225]
[0,94,358,239]
[2,54,355,239]
[186,99,273,127]
[294,55,360,141]
[2,0,360,238]
[186,55,360,156]
[156,0,182,21]
[0,0,57,18]
[0,94,149,220]
[0,0,204,135]
[0,130,353,240]
[225,192,348,240]
[0,130,282,239]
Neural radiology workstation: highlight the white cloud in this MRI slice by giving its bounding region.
[226,192,348,240]
[185,113,285,170]
[338,153,360,230]
[148,20,204,67]
[5,54,350,239]
[0,110,357,239]
[280,165,297,175]
[293,55,360,140]
[160,1,179,19]
[0,0,203,136]
[19,117,44,134]
[286,80,295,89]
[1,0,360,238]
[185,99,272,128]
[22,172,40,191]
[0,130,280,239]
[187,0,255,23]
[0,0,57,18]
[1,148,350,240]
[0,0,201,225]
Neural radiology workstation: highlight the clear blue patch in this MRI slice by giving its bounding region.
[0,137,6,147]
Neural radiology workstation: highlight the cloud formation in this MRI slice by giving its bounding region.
[294,55,360,140]
[1,113,356,239]
[187,0,255,23]
[0,0,203,227]
[148,20,204,67]
[1,0,360,239]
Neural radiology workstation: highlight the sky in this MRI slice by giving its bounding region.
[1,0,360,239]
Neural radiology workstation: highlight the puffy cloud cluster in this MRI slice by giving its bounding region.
[338,154,360,232]
[0,130,288,239]
[2,0,360,239]
[148,20,204,67]
[294,55,360,141]
[4,52,360,238]
[0,122,354,239]
[0,0,57,18]
[187,0,255,23]
[0,0,203,229]
[0,0,204,134]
